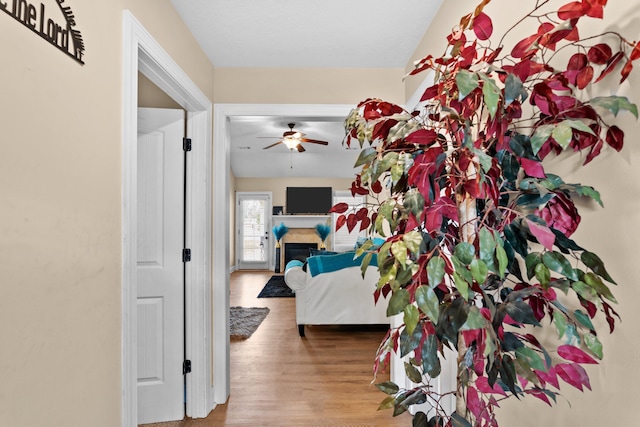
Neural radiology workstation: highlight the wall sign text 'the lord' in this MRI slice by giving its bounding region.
[1,0,85,64]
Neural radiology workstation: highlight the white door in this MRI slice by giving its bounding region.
[236,192,272,270]
[137,108,186,424]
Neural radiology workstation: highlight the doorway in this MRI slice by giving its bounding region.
[236,192,272,270]
[122,11,213,427]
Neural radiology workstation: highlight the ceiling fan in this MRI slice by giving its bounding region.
[261,122,329,152]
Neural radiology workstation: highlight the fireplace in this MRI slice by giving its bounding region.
[284,242,318,266]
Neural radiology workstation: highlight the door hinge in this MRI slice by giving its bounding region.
[183,359,192,375]
[183,137,192,152]
[182,248,191,262]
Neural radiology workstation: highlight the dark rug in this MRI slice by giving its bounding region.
[230,306,270,340]
[257,275,295,298]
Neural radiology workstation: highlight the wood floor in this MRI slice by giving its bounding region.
[143,270,411,427]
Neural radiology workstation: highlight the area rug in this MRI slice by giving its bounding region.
[257,275,295,298]
[230,306,270,340]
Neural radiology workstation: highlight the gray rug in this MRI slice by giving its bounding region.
[229,306,270,340]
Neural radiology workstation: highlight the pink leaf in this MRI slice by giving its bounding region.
[557,345,598,364]
[476,376,507,396]
[467,386,483,418]
[556,363,592,391]
[535,368,560,389]
[473,12,493,41]
[520,158,546,178]
[526,219,556,251]
[528,389,553,406]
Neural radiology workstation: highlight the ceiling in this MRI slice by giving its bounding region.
[169,0,444,178]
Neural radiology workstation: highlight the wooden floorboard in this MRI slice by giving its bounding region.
[144,270,411,426]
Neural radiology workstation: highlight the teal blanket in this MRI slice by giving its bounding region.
[306,251,377,277]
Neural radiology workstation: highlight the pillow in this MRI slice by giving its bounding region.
[307,251,377,277]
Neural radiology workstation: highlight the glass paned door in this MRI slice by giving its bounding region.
[236,192,272,270]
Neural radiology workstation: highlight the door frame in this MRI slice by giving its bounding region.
[235,192,273,270]
[122,11,213,426]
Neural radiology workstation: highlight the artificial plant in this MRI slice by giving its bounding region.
[331,1,640,426]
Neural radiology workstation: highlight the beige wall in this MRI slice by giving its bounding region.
[0,1,214,425]
[406,1,640,426]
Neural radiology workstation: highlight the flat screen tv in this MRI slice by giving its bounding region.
[286,187,332,215]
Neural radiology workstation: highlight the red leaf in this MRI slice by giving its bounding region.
[606,125,624,151]
[556,363,592,391]
[420,84,440,102]
[520,157,546,178]
[476,376,507,396]
[595,51,624,83]
[526,219,555,251]
[355,207,368,220]
[567,52,588,70]
[511,34,540,58]
[467,386,483,418]
[359,216,371,232]
[371,180,383,194]
[527,389,553,406]
[329,202,349,214]
[372,119,398,142]
[630,41,640,61]
[405,129,438,146]
[620,60,633,83]
[577,65,594,89]
[557,1,585,19]
[346,213,357,233]
[535,368,560,389]
[584,138,603,165]
[587,43,612,64]
[335,215,346,231]
[557,345,598,364]
[473,12,493,41]
[582,0,605,19]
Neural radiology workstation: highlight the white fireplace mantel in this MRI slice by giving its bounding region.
[272,215,331,229]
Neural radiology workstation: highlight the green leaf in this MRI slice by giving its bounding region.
[590,95,639,119]
[456,69,480,100]
[454,242,475,265]
[460,305,486,330]
[479,227,497,270]
[496,244,508,278]
[504,300,540,326]
[391,241,408,267]
[581,251,616,284]
[470,258,489,284]
[525,252,543,280]
[543,251,579,281]
[584,333,603,359]
[552,123,573,149]
[404,361,423,384]
[354,147,377,167]
[584,272,617,303]
[573,185,603,207]
[480,73,501,118]
[515,347,547,371]
[531,124,554,155]
[378,395,396,410]
[422,334,441,377]
[400,324,422,357]
[403,231,423,257]
[572,280,598,302]
[564,324,581,346]
[404,189,425,217]
[404,304,420,335]
[451,412,473,427]
[427,256,445,288]
[416,286,440,324]
[387,289,410,316]
[534,263,551,286]
[505,73,527,106]
[376,381,400,395]
[574,309,595,331]
[564,119,597,135]
[454,271,472,301]
[553,311,568,338]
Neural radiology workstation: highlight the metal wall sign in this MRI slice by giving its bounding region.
[1,0,85,65]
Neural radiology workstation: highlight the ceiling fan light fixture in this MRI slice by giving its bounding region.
[283,136,299,150]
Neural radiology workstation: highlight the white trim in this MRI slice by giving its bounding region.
[212,103,354,402]
[122,11,213,426]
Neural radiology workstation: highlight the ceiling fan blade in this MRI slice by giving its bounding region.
[263,140,284,149]
[299,138,329,145]
[296,144,306,152]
